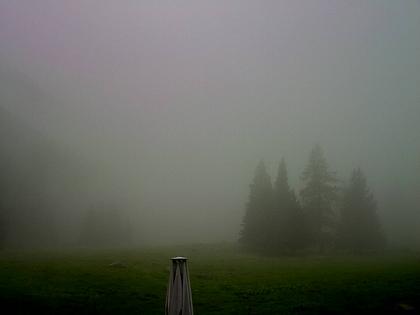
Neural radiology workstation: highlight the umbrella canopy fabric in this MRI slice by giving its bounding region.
[165,257,194,315]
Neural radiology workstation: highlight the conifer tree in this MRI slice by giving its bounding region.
[274,158,307,252]
[300,145,337,252]
[338,168,385,252]
[240,161,273,249]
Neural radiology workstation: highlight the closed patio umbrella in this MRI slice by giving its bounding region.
[165,257,193,315]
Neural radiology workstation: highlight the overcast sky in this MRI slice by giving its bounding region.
[1,1,419,244]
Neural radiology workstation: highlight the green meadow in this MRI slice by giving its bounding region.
[0,244,419,314]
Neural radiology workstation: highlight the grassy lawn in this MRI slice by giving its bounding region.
[0,244,419,314]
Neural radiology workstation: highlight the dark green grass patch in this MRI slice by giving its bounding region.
[0,244,419,314]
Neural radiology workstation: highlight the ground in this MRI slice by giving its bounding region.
[0,244,419,314]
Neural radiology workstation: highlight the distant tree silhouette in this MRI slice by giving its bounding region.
[0,109,59,248]
[80,204,131,247]
[240,161,273,249]
[239,145,390,256]
[300,145,337,252]
[273,158,307,252]
[337,168,385,252]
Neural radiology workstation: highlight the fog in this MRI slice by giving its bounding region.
[0,0,419,248]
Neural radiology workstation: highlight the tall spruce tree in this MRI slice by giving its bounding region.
[338,168,385,252]
[240,160,273,249]
[274,158,307,252]
[300,145,337,252]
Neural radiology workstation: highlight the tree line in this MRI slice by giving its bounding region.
[240,145,386,254]
[0,108,132,249]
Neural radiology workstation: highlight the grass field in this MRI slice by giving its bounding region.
[0,244,419,314]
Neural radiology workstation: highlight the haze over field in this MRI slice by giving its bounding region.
[0,1,419,247]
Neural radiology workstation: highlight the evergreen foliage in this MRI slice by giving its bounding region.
[273,158,307,252]
[239,145,386,255]
[240,161,273,249]
[300,145,337,252]
[337,168,386,252]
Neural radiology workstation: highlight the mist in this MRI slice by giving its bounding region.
[1,0,419,248]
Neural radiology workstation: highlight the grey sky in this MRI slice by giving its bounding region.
[1,1,419,245]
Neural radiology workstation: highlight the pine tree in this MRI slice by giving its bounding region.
[274,158,307,252]
[338,168,385,252]
[240,160,273,249]
[274,158,291,210]
[300,145,337,252]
